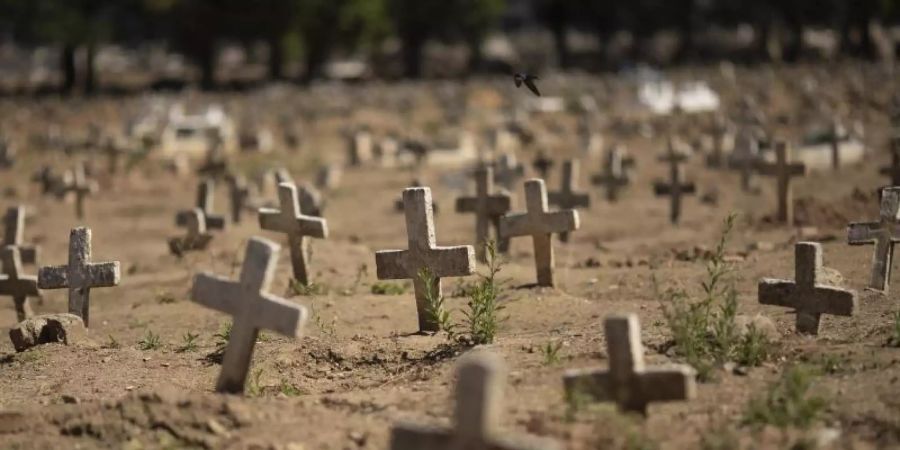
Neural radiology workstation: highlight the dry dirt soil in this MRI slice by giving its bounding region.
[0,64,899,450]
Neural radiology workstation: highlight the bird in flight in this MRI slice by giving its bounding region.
[514,73,541,97]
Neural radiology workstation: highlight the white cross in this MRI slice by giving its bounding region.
[258,182,328,285]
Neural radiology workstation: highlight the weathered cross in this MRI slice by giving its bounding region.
[591,146,631,202]
[0,246,40,321]
[653,142,695,225]
[563,314,696,414]
[59,163,98,219]
[191,237,308,394]
[500,179,580,287]
[531,151,555,180]
[879,135,900,186]
[847,187,900,292]
[758,242,857,335]
[258,182,328,285]
[168,209,213,257]
[548,159,590,242]
[456,165,512,262]
[757,140,806,225]
[376,187,475,332]
[390,352,559,450]
[177,179,226,230]
[226,174,251,223]
[395,179,439,214]
[2,206,39,266]
[37,227,121,327]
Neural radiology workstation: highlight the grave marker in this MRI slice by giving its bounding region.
[0,246,39,321]
[456,165,512,261]
[564,314,696,414]
[58,163,98,219]
[376,187,475,332]
[391,352,560,450]
[177,179,226,230]
[758,141,806,225]
[494,152,525,190]
[500,179,579,287]
[654,141,695,225]
[191,237,308,394]
[879,135,900,186]
[847,187,900,292]
[531,151,555,180]
[226,174,251,223]
[2,206,39,266]
[168,209,213,257]
[591,146,632,202]
[259,183,328,285]
[37,227,120,327]
[758,242,857,334]
[548,160,590,242]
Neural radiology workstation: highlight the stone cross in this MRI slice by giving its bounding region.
[190,237,308,394]
[37,227,121,327]
[653,143,695,225]
[226,174,251,223]
[376,187,475,332]
[548,160,590,243]
[177,179,226,230]
[2,206,39,266]
[591,147,631,202]
[758,141,806,225]
[706,115,731,168]
[847,187,900,292]
[563,314,696,414]
[259,182,328,285]
[531,151,555,180]
[32,166,59,196]
[395,179,439,214]
[879,136,900,186]
[59,163,98,219]
[456,165,512,261]
[500,179,580,287]
[493,152,525,190]
[0,246,39,321]
[758,242,857,335]
[390,352,559,450]
[168,209,213,257]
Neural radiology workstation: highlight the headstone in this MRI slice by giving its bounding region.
[176,179,226,230]
[0,139,15,169]
[376,187,475,332]
[531,151,555,180]
[829,120,845,170]
[563,314,696,414]
[2,206,39,266]
[758,242,857,334]
[190,237,308,394]
[37,227,121,328]
[390,352,560,450]
[757,141,806,225]
[494,152,525,190]
[315,164,343,190]
[879,135,900,186]
[58,163,98,219]
[0,246,39,321]
[847,187,900,292]
[168,209,213,257]
[548,160,590,242]
[456,165,512,261]
[226,174,251,223]
[653,140,695,225]
[346,130,373,166]
[259,183,328,285]
[591,146,632,202]
[500,179,579,287]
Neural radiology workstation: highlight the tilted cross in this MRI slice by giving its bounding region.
[191,237,308,394]
[500,179,580,287]
[0,246,40,321]
[390,352,559,450]
[59,163,98,219]
[259,182,328,285]
[548,160,590,243]
[456,165,512,262]
[757,141,806,225]
[37,227,121,327]
[653,141,695,225]
[168,209,213,257]
[2,206,39,266]
[591,146,631,202]
[226,174,251,223]
[758,242,857,335]
[847,187,900,292]
[177,179,226,230]
[531,151,555,180]
[563,314,696,414]
[376,187,475,332]
[879,136,900,186]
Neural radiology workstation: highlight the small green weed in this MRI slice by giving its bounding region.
[541,341,564,365]
[288,279,329,296]
[246,367,265,397]
[279,379,304,397]
[742,365,828,430]
[312,307,337,338]
[458,241,506,345]
[103,334,121,350]
[370,281,407,295]
[138,330,162,351]
[420,267,455,334]
[176,332,200,353]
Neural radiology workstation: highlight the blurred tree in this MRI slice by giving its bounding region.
[456,0,505,72]
[388,0,455,78]
[535,0,571,68]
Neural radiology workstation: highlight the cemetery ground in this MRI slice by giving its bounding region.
[1,65,900,449]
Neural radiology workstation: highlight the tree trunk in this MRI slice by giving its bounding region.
[84,44,96,95]
[302,39,329,84]
[551,23,570,69]
[675,0,695,62]
[61,44,77,95]
[268,33,284,80]
[401,36,424,79]
[467,36,483,73]
[199,46,216,90]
